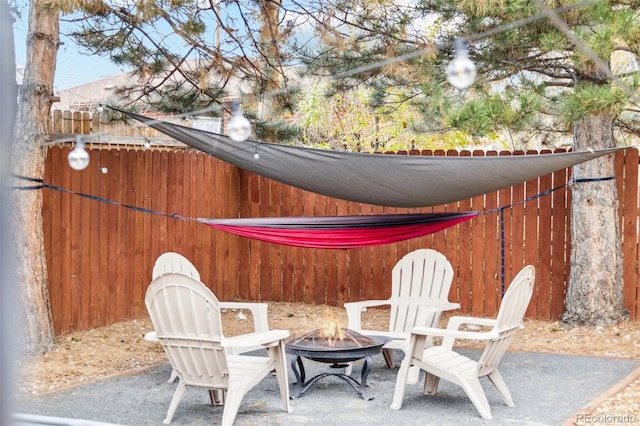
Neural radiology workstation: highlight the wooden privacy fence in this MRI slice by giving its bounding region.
[42,145,640,335]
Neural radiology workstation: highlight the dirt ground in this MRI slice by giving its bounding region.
[17,302,640,423]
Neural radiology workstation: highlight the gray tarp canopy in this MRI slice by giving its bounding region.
[114,108,621,208]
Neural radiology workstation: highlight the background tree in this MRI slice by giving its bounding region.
[65,0,323,135]
[305,0,639,325]
[12,0,59,355]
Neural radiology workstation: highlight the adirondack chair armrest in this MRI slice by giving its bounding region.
[415,302,461,328]
[222,329,290,349]
[344,300,390,329]
[411,325,499,349]
[417,302,461,317]
[220,302,269,333]
[445,315,498,331]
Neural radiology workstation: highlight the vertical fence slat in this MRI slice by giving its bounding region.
[124,148,139,318]
[303,190,316,304]
[270,179,283,302]
[325,197,338,306]
[313,195,328,305]
[551,165,569,319]
[247,173,262,301]
[59,146,73,334]
[470,151,486,316]
[88,148,102,327]
[524,155,540,317]
[456,150,472,313]
[510,151,526,292]
[370,204,386,301]
[537,153,553,319]
[133,150,146,315]
[291,188,305,302]
[620,149,639,318]
[115,150,129,321]
[335,200,349,306]
[483,151,499,317]
[44,147,61,332]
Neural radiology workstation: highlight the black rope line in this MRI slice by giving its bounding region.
[500,208,506,296]
[571,176,616,183]
[485,183,568,215]
[10,174,192,222]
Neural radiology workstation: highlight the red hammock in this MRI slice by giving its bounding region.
[199,212,479,249]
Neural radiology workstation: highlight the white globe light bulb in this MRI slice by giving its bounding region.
[446,38,477,90]
[143,140,151,149]
[68,137,90,171]
[253,151,260,160]
[228,111,251,142]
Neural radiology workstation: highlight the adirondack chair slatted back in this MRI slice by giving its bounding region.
[476,265,535,377]
[146,273,229,388]
[390,249,455,333]
[152,252,201,280]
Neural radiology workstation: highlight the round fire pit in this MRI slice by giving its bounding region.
[285,328,390,400]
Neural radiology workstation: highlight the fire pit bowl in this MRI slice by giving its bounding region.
[286,328,388,364]
[285,328,391,400]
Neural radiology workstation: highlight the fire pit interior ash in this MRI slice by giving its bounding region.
[286,327,384,363]
[285,325,390,400]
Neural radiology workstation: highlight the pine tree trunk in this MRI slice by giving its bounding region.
[258,0,282,120]
[11,0,59,355]
[562,113,625,326]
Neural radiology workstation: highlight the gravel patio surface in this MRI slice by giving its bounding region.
[14,349,639,426]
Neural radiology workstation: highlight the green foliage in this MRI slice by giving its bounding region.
[446,93,541,136]
[559,82,628,123]
[253,119,302,144]
[295,82,459,151]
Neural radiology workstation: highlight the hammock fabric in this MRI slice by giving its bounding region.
[113,107,623,209]
[199,212,479,249]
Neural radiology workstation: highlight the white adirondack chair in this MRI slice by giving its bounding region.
[146,252,272,382]
[152,251,201,280]
[344,249,460,382]
[145,272,291,425]
[390,265,536,419]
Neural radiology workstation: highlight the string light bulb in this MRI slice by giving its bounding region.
[98,167,108,174]
[445,38,477,90]
[68,135,90,171]
[228,102,251,142]
[143,139,151,149]
[253,147,260,160]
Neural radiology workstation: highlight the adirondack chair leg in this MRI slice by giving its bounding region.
[163,381,187,424]
[382,348,395,368]
[209,389,225,405]
[221,384,244,426]
[423,372,440,395]
[407,365,420,384]
[270,341,292,412]
[168,369,178,383]
[390,357,411,410]
[487,369,514,406]
[461,377,492,419]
